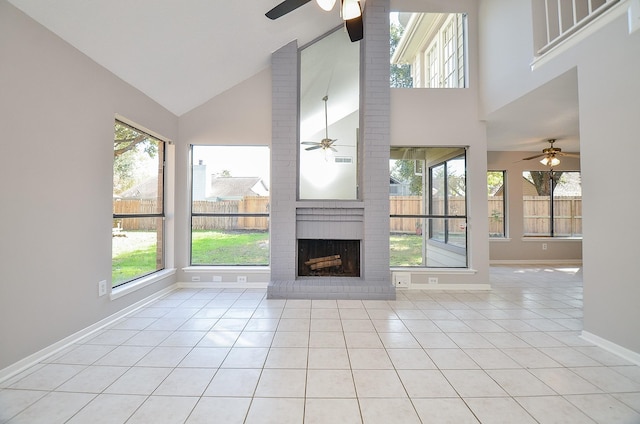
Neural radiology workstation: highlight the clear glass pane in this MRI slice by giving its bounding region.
[390,13,467,89]
[112,121,164,287]
[426,217,467,267]
[390,147,467,268]
[113,122,164,214]
[112,217,163,287]
[553,171,582,236]
[431,163,445,216]
[488,171,505,238]
[390,217,424,266]
[191,219,269,266]
[191,145,270,265]
[523,171,551,236]
[447,157,466,215]
[390,217,467,267]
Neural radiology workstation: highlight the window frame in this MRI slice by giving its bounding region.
[427,154,467,249]
[389,147,468,268]
[522,170,582,238]
[112,120,166,288]
[189,145,271,266]
[488,170,507,238]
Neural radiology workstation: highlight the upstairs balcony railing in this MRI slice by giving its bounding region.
[535,0,620,55]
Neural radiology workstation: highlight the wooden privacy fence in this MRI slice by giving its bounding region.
[115,195,581,235]
[391,195,581,236]
[523,195,582,236]
[113,199,160,231]
[390,196,466,233]
[114,197,270,231]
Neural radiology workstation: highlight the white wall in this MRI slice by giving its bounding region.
[577,12,640,355]
[390,0,490,286]
[479,0,640,354]
[0,1,178,370]
[176,69,272,283]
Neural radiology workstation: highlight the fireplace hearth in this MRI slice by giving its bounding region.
[298,239,360,277]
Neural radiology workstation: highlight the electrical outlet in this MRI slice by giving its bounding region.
[393,272,411,288]
[542,243,548,250]
[428,277,438,285]
[98,280,107,296]
[237,276,247,283]
[213,275,222,282]
[191,276,201,282]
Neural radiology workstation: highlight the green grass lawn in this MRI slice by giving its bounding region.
[113,230,423,286]
[390,233,423,266]
[191,230,269,265]
[112,248,158,286]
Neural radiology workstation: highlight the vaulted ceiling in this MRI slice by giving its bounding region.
[7,0,580,153]
[8,0,342,116]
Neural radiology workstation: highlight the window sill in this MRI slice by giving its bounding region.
[490,237,512,242]
[521,237,582,242]
[390,267,477,275]
[182,266,270,273]
[111,268,176,300]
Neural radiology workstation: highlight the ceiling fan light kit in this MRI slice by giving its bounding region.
[266,0,364,41]
[316,0,337,12]
[540,155,560,167]
[341,0,362,20]
[522,139,579,167]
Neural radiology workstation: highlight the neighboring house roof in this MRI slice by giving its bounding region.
[209,176,269,200]
[118,178,158,199]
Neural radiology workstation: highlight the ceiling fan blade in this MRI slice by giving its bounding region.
[329,147,338,152]
[521,153,546,160]
[266,0,312,19]
[305,145,323,151]
[345,13,363,42]
[301,141,320,145]
[558,152,580,158]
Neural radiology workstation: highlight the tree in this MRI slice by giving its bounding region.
[113,122,159,194]
[390,22,413,88]
[487,171,504,196]
[114,122,157,158]
[391,160,423,195]
[526,171,564,196]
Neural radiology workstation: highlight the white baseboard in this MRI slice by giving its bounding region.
[0,284,178,384]
[177,282,269,289]
[490,259,583,266]
[402,283,492,291]
[581,330,640,366]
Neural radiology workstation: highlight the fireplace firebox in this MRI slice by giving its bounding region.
[298,239,360,277]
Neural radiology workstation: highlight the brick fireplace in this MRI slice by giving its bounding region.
[267,0,394,300]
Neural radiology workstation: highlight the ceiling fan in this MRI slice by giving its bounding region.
[522,139,580,167]
[266,0,364,42]
[301,95,340,152]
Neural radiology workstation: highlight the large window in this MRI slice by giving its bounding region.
[391,12,467,88]
[488,171,506,238]
[190,146,270,265]
[522,171,582,237]
[112,120,165,287]
[390,147,467,267]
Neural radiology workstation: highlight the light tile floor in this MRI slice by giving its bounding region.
[2,266,640,423]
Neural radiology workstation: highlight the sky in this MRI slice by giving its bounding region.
[192,145,271,185]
